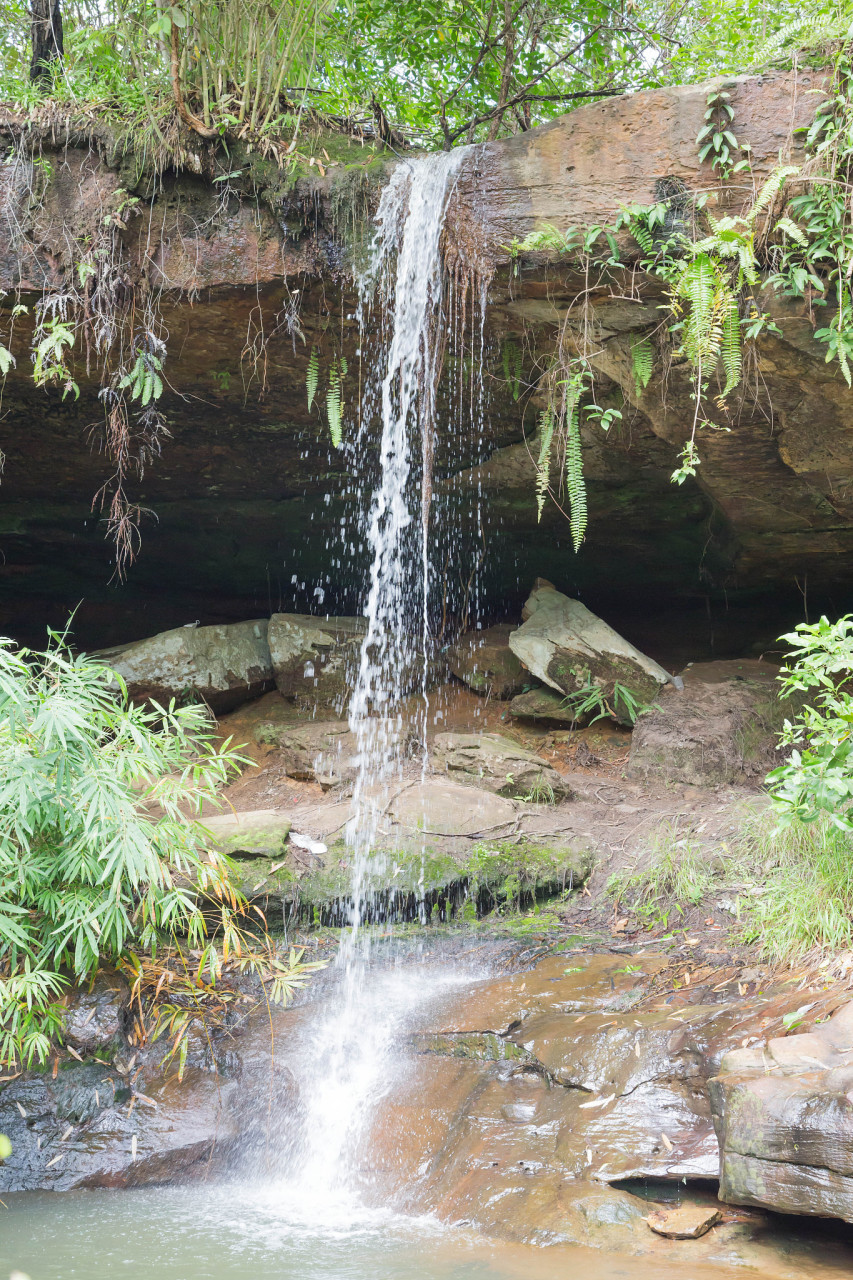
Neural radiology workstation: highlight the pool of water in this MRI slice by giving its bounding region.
[0,1182,779,1280]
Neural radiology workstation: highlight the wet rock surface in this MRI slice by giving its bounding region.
[711,1003,853,1221]
[268,614,367,709]
[0,1006,284,1193]
[95,620,275,713]
[630,659,788,788]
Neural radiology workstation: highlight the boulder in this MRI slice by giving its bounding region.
[203,808,293,857]
[431,731,571,801]
[95,620,274,714]
[256,719,362,787]
[710,1003,853,1222]
[508,584,671,726]
[388,778,520,838]
[268,613,367,709]
[61,973,127,1055]
[509,686,578,725]
[629,659,787,788]
[448,624,526,699]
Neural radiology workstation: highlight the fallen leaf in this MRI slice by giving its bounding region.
[16,1102,26,1118]
[45,1153,63,1167]
[661,1132,674,1151]
[66,1045,83,1062]
[60,1127,73,1143]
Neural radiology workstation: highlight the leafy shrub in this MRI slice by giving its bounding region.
[0,634,267,1066]
[768,615,853,829]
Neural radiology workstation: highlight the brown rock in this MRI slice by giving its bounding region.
[646,1204,722,1239]
[448,624,526,699]
[431,730,571,801]
[629,659,789,788]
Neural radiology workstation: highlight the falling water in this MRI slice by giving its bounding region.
[284,149,473,1203]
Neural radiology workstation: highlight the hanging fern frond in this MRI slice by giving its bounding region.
[720,295,743,399]
[749,165,800,221]
[630,338,654,398]
[306,347,319,411]
[563,384,587,552]
[535,404,555,521]
[502,339,523,401]
[326,359,343,448]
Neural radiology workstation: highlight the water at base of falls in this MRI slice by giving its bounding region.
[0,1183,756,1280]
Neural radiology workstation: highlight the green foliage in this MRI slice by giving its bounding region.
[696,88,743,178]
[306,347,319,411]
[501,338,523,401]
[32,317,78,400]
[326,354,347,447]
[534,363,589,551]
[767,615,853,830]
[630,337,653,398]
[118,346,164,406]
[735,814,853,960]
[0,633,252,1066]
[607,824,713,928]
[560,677,652,726]
[0,1132,10,1160]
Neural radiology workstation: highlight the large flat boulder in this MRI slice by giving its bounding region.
[432,731,571,801]
[710,1004,853,1222]
[95,620,274,714]
[267,613,366,710]
[448,624,526,699]
[508,583,671,726]
[629,659,787,788]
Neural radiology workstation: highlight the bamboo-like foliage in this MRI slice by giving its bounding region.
[118,0,331,136]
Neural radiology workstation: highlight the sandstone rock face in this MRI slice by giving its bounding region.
[387,778,520,836]
[268,614,366,710]
[360,951,826,1269]
[256,718,361,786]
[508,584,671,725]
[432,730,571,800]
[630,659,787,788]
[0,1002,285,1194]
[448,624,526,699]
[95,620,274,714]
[710,1003,853,1222]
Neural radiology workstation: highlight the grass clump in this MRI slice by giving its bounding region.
[735,815,853,962]
[607,823,714,928]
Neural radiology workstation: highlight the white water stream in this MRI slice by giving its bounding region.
[284,150,472,1204]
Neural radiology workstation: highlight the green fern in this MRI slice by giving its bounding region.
[720,295,743,399]
[564,382,587,552]
[502,339,523,401]
[306,347,319,411]
[535,404,555,521]
[630,338,654,398]
[325,356,347,448]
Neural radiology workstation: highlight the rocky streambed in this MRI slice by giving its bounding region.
[4,939,853,1278]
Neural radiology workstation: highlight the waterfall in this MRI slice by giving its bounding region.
[281,149,473,1205]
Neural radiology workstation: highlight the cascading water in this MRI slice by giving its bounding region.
[282,149,475,1206]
